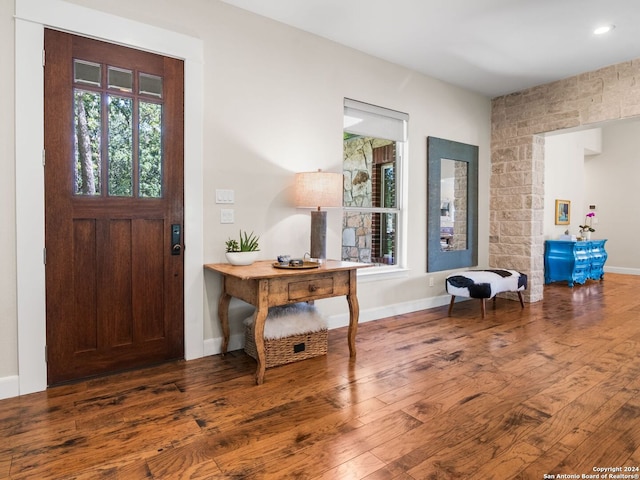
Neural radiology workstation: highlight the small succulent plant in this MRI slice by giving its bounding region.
[225,230,260,252]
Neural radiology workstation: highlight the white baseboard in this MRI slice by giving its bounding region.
[203,294,454,355]
[2,294,457,399]
[0,376,20,400]
[204,333,246,356]
[604,266,640,276]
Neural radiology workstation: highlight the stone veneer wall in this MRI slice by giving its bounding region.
[491,58,640,302]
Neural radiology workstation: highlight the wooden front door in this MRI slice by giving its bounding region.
[44,29,185,385]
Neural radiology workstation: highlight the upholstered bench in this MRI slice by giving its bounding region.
[445,269,527,318]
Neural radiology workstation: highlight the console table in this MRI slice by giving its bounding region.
[544,239,608,287]
[204,260,369,384]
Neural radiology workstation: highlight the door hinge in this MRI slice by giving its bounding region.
[42,149,46,167]
[45,345,48,362]
[43,247,46,265]
[42,49,45,67]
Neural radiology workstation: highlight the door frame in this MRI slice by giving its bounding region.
[15,0,204,395]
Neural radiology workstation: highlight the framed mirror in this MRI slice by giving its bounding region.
[427,137,478,272]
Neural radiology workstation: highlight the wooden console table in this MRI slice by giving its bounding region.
[204,260,368,384]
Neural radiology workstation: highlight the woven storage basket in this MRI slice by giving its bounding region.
[243,303,328,368]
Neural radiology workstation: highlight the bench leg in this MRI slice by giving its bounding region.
[518,291,525,309]
[448,295,455,316]
[481,299,486,318]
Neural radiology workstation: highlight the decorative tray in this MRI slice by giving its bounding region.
[272,261,320,270]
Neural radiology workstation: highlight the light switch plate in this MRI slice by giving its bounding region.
[220,208,234,224]
[215,189,235,204]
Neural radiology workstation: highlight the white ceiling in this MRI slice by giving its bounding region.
[220,0,640,98]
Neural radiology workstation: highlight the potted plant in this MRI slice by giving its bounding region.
[225,230,260,265]
[579,212,596,240]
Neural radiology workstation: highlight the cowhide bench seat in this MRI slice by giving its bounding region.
[445,269,527,318]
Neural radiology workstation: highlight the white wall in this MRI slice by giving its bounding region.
[2,0,491,398]
[544,122,640,274]
[544,128,601,239]
[584,120,640,273]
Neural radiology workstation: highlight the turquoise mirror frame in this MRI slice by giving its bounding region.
[427,137,479,272]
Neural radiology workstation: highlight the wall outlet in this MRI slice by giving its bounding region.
[429,277,435,287]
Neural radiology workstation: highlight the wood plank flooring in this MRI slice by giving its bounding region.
[2,273,640,479]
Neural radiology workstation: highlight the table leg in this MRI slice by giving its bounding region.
[346,270,359,358]
[218,291,232,354]
[253,279,269,385]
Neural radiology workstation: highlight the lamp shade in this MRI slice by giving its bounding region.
[294,171,343,208]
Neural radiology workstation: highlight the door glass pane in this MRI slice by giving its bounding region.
[73,89,102,195]
[139,102,163,198]
[108,66,133,92]
[139,73,163,98]
[74,60,101,87]
[108,95,133,196]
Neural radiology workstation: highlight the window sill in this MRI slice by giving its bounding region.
[356,264,410,283]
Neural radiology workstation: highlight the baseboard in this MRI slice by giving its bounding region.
[204,334,246,356]
[0,294,463,399]
[0,375,20,400]
[326,293,453,329]
[203,294,454,355]
[604,266,640,276]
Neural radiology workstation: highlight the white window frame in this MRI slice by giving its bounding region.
[342,99,408,272]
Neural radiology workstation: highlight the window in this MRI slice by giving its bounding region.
[342,99,407,267]
[73,59,164,198]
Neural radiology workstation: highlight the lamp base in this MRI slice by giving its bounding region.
[310,210,327,260]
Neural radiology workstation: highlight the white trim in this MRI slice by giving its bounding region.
[15,0,204,395]
[0,376,20,401]
[604,266,640,276]
[201,295,456,359]
[327,294,453,329]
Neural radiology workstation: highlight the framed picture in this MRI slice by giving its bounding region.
[555,199,570,225]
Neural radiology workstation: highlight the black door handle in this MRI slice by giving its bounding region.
[171,224,181,255]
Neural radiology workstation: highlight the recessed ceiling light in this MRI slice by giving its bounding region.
[594,24,615,35]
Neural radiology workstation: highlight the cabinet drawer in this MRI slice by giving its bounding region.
[575,257,590,267]
[574,244,590,253]
[288,278,334,300]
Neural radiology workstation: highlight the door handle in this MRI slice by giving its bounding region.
[171,224,182,256]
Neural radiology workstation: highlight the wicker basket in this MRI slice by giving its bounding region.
[244,322,328,368]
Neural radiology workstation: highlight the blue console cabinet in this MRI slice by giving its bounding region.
[544,240,607,287]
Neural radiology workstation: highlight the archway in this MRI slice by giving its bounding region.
[490,62,640,302]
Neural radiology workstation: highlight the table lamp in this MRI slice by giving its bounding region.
[294,170,343,261]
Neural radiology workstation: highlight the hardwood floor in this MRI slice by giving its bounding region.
[2,273,640,479]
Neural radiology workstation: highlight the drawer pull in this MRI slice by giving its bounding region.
[309,285,317,292]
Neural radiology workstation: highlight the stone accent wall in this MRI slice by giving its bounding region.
[491,59,640,302]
